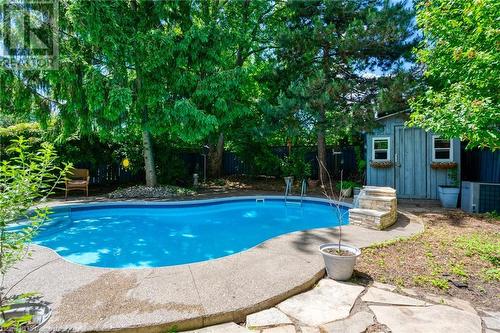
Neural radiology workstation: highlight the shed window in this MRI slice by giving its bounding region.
[432,136,453,162]
[372,137,390,161]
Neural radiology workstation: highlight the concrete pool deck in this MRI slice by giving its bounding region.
[5,200,423,333]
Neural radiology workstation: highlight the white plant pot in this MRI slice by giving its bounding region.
[353,187,361,196]
[1,303,52,330]
[438,186,460,208]
[284,176,294,186]
[340,188,353,198]
[319,243,361,281]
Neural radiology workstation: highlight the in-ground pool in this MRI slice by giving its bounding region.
[33,197,349,268]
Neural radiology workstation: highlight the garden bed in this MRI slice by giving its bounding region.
[355,210,499,310]
[108,185,196,199]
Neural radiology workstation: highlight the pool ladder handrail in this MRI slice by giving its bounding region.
[300,179,307,205]
[284,177,292,204]
[284,178,307,206]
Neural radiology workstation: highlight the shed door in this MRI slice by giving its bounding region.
[394,126,428,198]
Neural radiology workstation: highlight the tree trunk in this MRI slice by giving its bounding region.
[317,106,327,183]
[317,43,330,184]
[208,132,224,178]
[142,130,157,187]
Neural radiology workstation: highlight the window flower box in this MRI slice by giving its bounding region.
[430,162,457,170]
[370,160,393,168]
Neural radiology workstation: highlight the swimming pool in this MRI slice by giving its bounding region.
[33,197,349,268]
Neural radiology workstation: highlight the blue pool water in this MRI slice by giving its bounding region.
[33,198,349,268]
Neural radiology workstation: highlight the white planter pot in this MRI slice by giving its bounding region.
[284,176,294,186]
[319,243,361,281]
[353,187,361,196]
[438,186,460,208]
[340,188,353,198]
[1,303,51,330]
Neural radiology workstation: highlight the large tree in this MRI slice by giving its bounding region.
[1,1,228,186]
[409,0,499,150]
[273,0,417,182]
[199,0,287,178]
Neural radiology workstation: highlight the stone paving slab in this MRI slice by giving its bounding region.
[423,294,477,314]
[320,311,374,333]
[362,287,427,306]
[4,198,423,333]
[187,322,252,332]
[276,279,364,327]
[261,325,296,333]
[299,327,320,333]
[246,308,292,329]
[483,315,500,331]
[370,304,482,333]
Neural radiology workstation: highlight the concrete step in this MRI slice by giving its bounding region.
[349,208,396,230]
[350,208,389,217]
[359,195,397,202]
[362,186,396,197]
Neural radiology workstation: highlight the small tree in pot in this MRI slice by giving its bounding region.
[317,158,360,280]
[0,138,70,331]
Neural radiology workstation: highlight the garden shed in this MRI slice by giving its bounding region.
[365,112,461,200]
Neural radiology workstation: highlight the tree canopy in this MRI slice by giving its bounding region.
[409,0,500,150]
[1,0,420,184]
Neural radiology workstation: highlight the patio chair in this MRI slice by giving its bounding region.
[65,168,90,199]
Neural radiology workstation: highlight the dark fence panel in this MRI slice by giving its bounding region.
[223,146,357,179]
[76,146,359,185]
[74,162,144,185]
[461,145,500,183]
[223,151,251,175]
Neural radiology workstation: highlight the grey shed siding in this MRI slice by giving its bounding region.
[366,114,460,199]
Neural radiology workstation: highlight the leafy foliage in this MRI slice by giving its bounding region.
[280,149,312,180]
[0,138,70,331]
[409,0,500,150]
[0,138,70,273]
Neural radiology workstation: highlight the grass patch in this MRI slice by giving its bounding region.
[455,233,500,268]
[413,275,450,290]
[450,263,468,278]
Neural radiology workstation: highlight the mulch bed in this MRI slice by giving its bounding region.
[355,210,500,310]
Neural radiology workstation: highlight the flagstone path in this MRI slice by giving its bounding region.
[187,279,497,333]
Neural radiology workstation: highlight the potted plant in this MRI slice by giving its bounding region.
[0,138,70,331]
[335,180,358,198]
[308,179,319,188]
[438,167,460,208]
[317,159,361,280]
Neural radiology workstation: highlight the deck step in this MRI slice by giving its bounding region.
[349,208,388,217]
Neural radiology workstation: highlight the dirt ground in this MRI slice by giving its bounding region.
[355,210,500,311]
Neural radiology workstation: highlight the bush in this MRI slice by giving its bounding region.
[281,149,312,179]
[0,137,70,330]
[156,153,189,185]
[335,180,360,191]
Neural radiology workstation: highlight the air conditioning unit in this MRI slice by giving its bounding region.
[461,181,500,213]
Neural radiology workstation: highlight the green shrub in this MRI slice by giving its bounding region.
[156,153,189,185]
[336,180,360,190]
[280,149,312,179]
[0,137,70,331]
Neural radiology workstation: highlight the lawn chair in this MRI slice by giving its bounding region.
[65,168,90,199]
